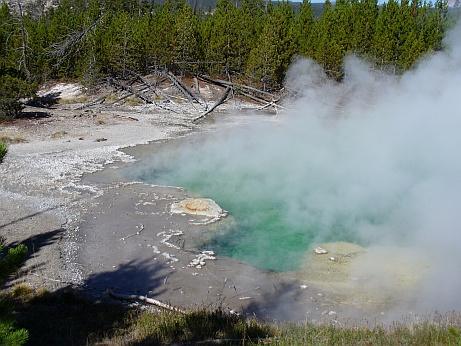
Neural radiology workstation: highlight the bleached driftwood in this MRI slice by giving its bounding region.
[106,86,150,106]
[107,289,185,313]
[193,86,231,122]
[165,71,202,105]
[108,78,153,104]
[197,75,283,111]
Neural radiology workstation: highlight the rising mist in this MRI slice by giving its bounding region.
[129,22,461,313]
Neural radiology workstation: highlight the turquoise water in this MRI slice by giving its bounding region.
[123,128,395,272]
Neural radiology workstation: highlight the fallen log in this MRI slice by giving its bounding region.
[107,289,185,313]
[107,85,150,106]
[197,75,275,100]
[76,94,109,110]
[166,71,202,105]
[197,75,283,109]
[127,70,183,113]
[215,79,276,100]
[193,86,231,123]
[237,89,286,110]
[197,75,228,88]
[108,77,180,113]
[108,78,153,104]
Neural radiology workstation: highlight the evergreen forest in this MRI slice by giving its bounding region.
[0,0,451,101]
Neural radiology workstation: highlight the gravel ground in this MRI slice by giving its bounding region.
[0,90,200,290]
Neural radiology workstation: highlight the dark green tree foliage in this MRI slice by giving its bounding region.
[0,76,36,118]
[0,142,7,163]
[174,3,201,73]
[372,0,403,68]
[349,0,379,56]
[313,0,346,79]
[295,0,315,57]
[246,1,296,88]
[0,0,450,88]
[205,0,242,74]
[0,4,36,118]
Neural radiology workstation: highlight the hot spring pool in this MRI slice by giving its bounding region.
[120,129,393,272]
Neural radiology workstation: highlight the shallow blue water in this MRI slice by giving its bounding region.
[121,132,377,272]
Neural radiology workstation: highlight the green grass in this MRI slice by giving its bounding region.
[0,237,29,345]
[4,286,461,345]
[0,141,7,163]
[264,323,461,346]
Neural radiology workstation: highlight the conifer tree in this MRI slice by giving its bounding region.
[294,0,315,58]
[246,2,296,88]
[350,0,379,56]
[372,0,401,69]
[205,0,242,75]
[174,3,201,73]
[315,0,345,79]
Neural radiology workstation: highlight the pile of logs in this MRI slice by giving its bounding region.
[78,68,282,122]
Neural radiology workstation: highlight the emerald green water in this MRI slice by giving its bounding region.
[124,128,395,272]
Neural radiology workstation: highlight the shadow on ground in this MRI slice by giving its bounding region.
[2,231,291,345]
[0,230,167,345]
[18,111,51,119]
[12,260,167,346]
[244,281,308,322]
[27,92,61,109]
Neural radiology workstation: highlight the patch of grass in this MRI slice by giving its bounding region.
[0,142,7,163]
[126,309,273,345]
[50,131,68,139]
[124,96,143,106]
[10,284,34,303]
[58,96,89,105]
[11,289,131,346]
[0,238,29,345]
[0,239,27,283]
[0,320,29,346]
[3,285,461,346]
[0,136,27,144]
[262,323,461,345]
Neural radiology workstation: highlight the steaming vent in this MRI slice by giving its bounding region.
[124,22,461,313]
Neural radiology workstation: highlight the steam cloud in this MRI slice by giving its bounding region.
[132,22,461,313]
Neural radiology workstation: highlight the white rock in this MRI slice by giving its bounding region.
[314,247,328,254]
[171,198,224,219]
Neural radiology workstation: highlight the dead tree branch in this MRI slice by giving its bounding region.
[49,16,102,65]
[108,77,153,104]
[193,86,231,122]
[16,1,30,80]
[107,289,185,313]
[165,71,202,105]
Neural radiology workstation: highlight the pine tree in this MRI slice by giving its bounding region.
[205,0,241,75]
[246,2,296,88]
[294,0,315,58]
[174,3,201,73]
[315,0,345,79]
[399,30,425,69]
[0,3,36,118]
[372,0,401,70]
[350,0,379,56]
